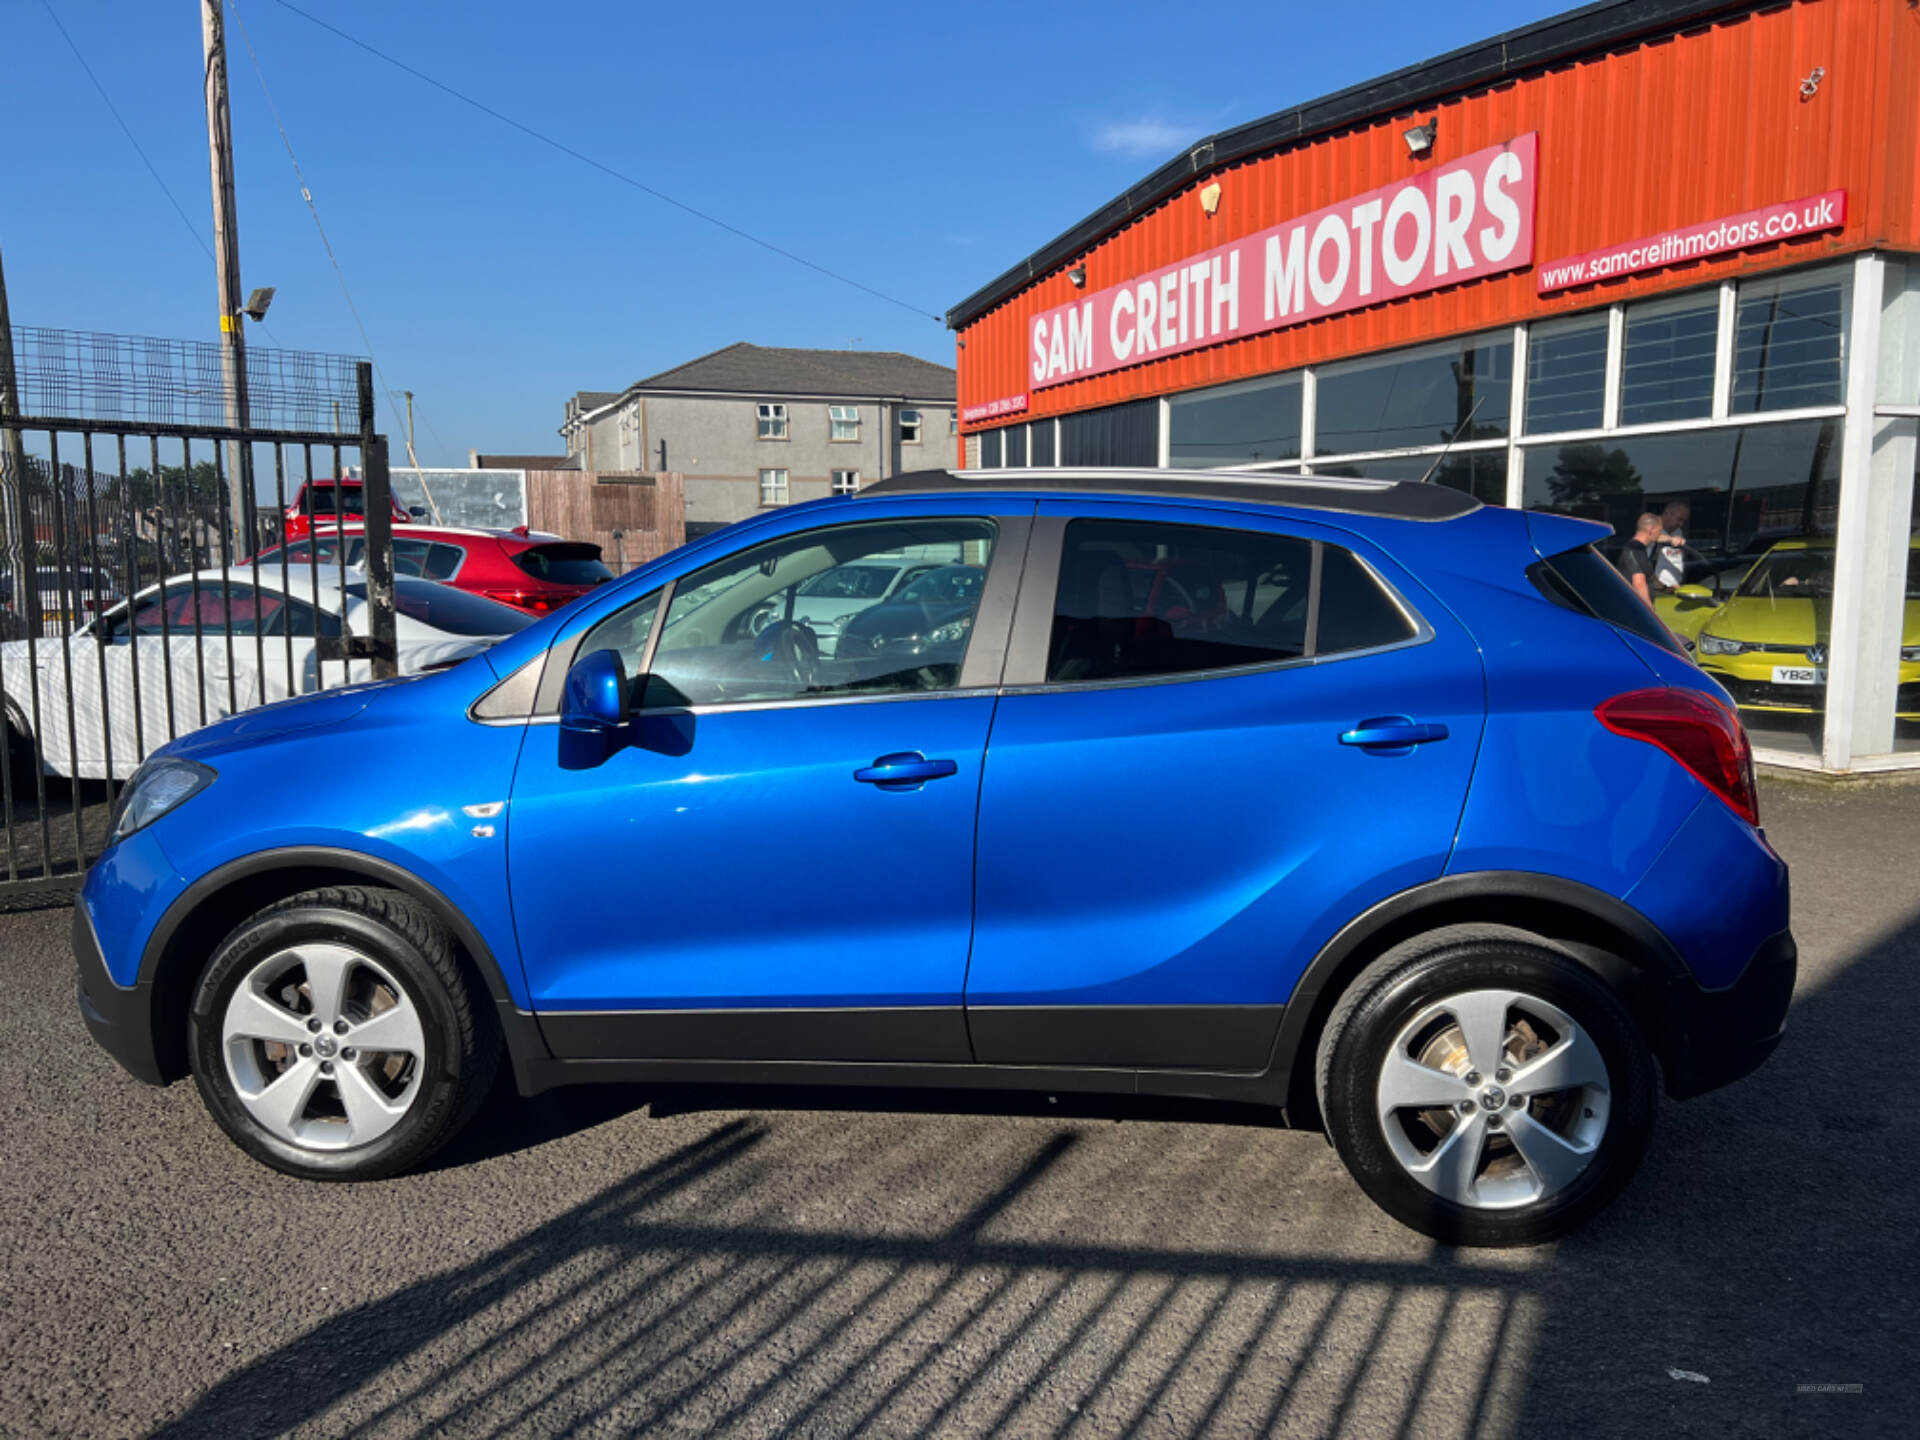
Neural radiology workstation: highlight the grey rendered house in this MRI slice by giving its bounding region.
[560,344,956,537]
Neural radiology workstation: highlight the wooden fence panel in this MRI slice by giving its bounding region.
[525,469,685,574]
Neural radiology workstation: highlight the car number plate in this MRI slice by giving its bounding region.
[1771,665,1827,685]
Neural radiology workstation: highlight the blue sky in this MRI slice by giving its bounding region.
[6,0,1563,464]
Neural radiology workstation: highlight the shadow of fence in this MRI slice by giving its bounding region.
[151,1119,1542,1440]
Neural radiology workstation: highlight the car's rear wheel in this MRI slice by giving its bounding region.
[1318,932,1655,1247]
[187,885,498,1180]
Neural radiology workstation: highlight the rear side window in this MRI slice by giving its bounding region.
[348,578,533,636]
[1529,544,1685,656]
[1047,519,1417,684]
[515,543,612,586]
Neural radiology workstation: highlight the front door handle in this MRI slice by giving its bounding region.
[854,751,959,790]
[1339,717,1450,752]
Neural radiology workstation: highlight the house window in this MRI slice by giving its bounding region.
[757,403,788,440]
[899,409,922,444]
[831,470,860,496]
[759,468,789,506]
[949,412,959,437]
[830,405,860,441]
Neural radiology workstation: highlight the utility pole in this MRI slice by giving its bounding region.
[201,0,254,560]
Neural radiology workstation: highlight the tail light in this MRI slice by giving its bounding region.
[1596,687,1758,825]
[482,588,573,614]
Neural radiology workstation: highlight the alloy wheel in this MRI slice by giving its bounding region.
[1374,988,1611,1210]
[220,942,427,1151]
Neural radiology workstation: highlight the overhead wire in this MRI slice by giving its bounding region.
[33,0,287,347]
[269,0,943,323]
[228,0,424,474]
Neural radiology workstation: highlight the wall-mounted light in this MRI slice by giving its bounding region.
[242,286,276,322]
[1402,119,1438,158]
[1200,182,1222,216]
[1067,265,1087,288]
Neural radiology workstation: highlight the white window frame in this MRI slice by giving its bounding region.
[758,468,789,506]
[899,409,922,444]
[829,405,860,442]
[756,403,788,441]
[831,469,860,496]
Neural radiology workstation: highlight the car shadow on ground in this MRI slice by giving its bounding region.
[150,907,1919,1437]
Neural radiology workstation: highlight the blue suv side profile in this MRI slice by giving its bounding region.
[73,470,1794,1246]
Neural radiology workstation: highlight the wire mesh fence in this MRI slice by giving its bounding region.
[7,326,365,434]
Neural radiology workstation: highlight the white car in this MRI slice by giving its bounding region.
[0,567,530,780]
[744,558,943,655]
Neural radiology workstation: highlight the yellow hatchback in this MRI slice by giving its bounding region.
[1689,538,1920,720]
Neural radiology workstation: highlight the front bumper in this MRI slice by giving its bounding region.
[1659,928,1797,1100]
[72,904,166,1085]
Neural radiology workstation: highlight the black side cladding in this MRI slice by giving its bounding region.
[1527,545,1686,657]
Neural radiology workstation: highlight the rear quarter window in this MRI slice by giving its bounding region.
[1529,544,1685,656]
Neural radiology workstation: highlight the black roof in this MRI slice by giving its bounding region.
[860,468,1480,522]
[947,0,1767,329]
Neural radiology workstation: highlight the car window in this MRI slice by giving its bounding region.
[1735,548,1834,598]
[117,581,305,638]
[346,578,532,636]
[1048,519,1415,684]
[424,543,466,581]
[304,486,366,518]
[639,518,997,708]
[513,543,610,586]
[798,564,897,600]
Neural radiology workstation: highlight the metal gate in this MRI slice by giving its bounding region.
[0,327,398,897]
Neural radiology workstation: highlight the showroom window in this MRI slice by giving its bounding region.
[758,468,789,506]
[1046,519,1415,685]
[756,403,788,440]
[829,405,860,441]
[1316,450,1509,507]
[1525,316,1609,434]
[1004,425,1028,467]
[1732,267,1849,413]
[1169,373,1303,468]
[977,428,1003,469]
[1029,419,1056,467]
[1619,292,1719,425]
[1314,334,1512,453]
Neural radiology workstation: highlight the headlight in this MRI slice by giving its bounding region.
[927,617,973,644]
[110,758,215,843]
[1697,632,1746,656]
[1902,645,1920,662]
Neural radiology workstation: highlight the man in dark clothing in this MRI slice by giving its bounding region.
[1615,512,1662,606]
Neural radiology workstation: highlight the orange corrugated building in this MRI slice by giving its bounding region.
[947,0,1920,774]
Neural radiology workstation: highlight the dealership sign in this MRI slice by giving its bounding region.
[1028,135,1537,389]
[1536,191,1847,292]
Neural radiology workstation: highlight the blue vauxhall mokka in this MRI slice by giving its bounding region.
[74,470,1793,1246]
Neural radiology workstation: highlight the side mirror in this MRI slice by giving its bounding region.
[561,647,631,733]
[408,506,429,519]
[1674,584,1715,602]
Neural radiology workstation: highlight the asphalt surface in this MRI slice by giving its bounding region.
[1,776,1916,1439]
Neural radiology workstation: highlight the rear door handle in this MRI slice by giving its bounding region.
[1339,717,1450,751]
[854,751,959,790]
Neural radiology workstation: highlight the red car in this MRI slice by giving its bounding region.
[283,478,418,543]
[251,522,614,615]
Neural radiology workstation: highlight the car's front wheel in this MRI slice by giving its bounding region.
[187,886,499,1180]
[1318,931,1655,1247]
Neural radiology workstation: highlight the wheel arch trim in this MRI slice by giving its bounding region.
[1270,869,1688,1120]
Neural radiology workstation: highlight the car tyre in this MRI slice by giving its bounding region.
[188,885,499,1181]
[1318,930,1655,1247]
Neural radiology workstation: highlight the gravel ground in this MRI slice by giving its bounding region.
[1,775,1915,1439]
